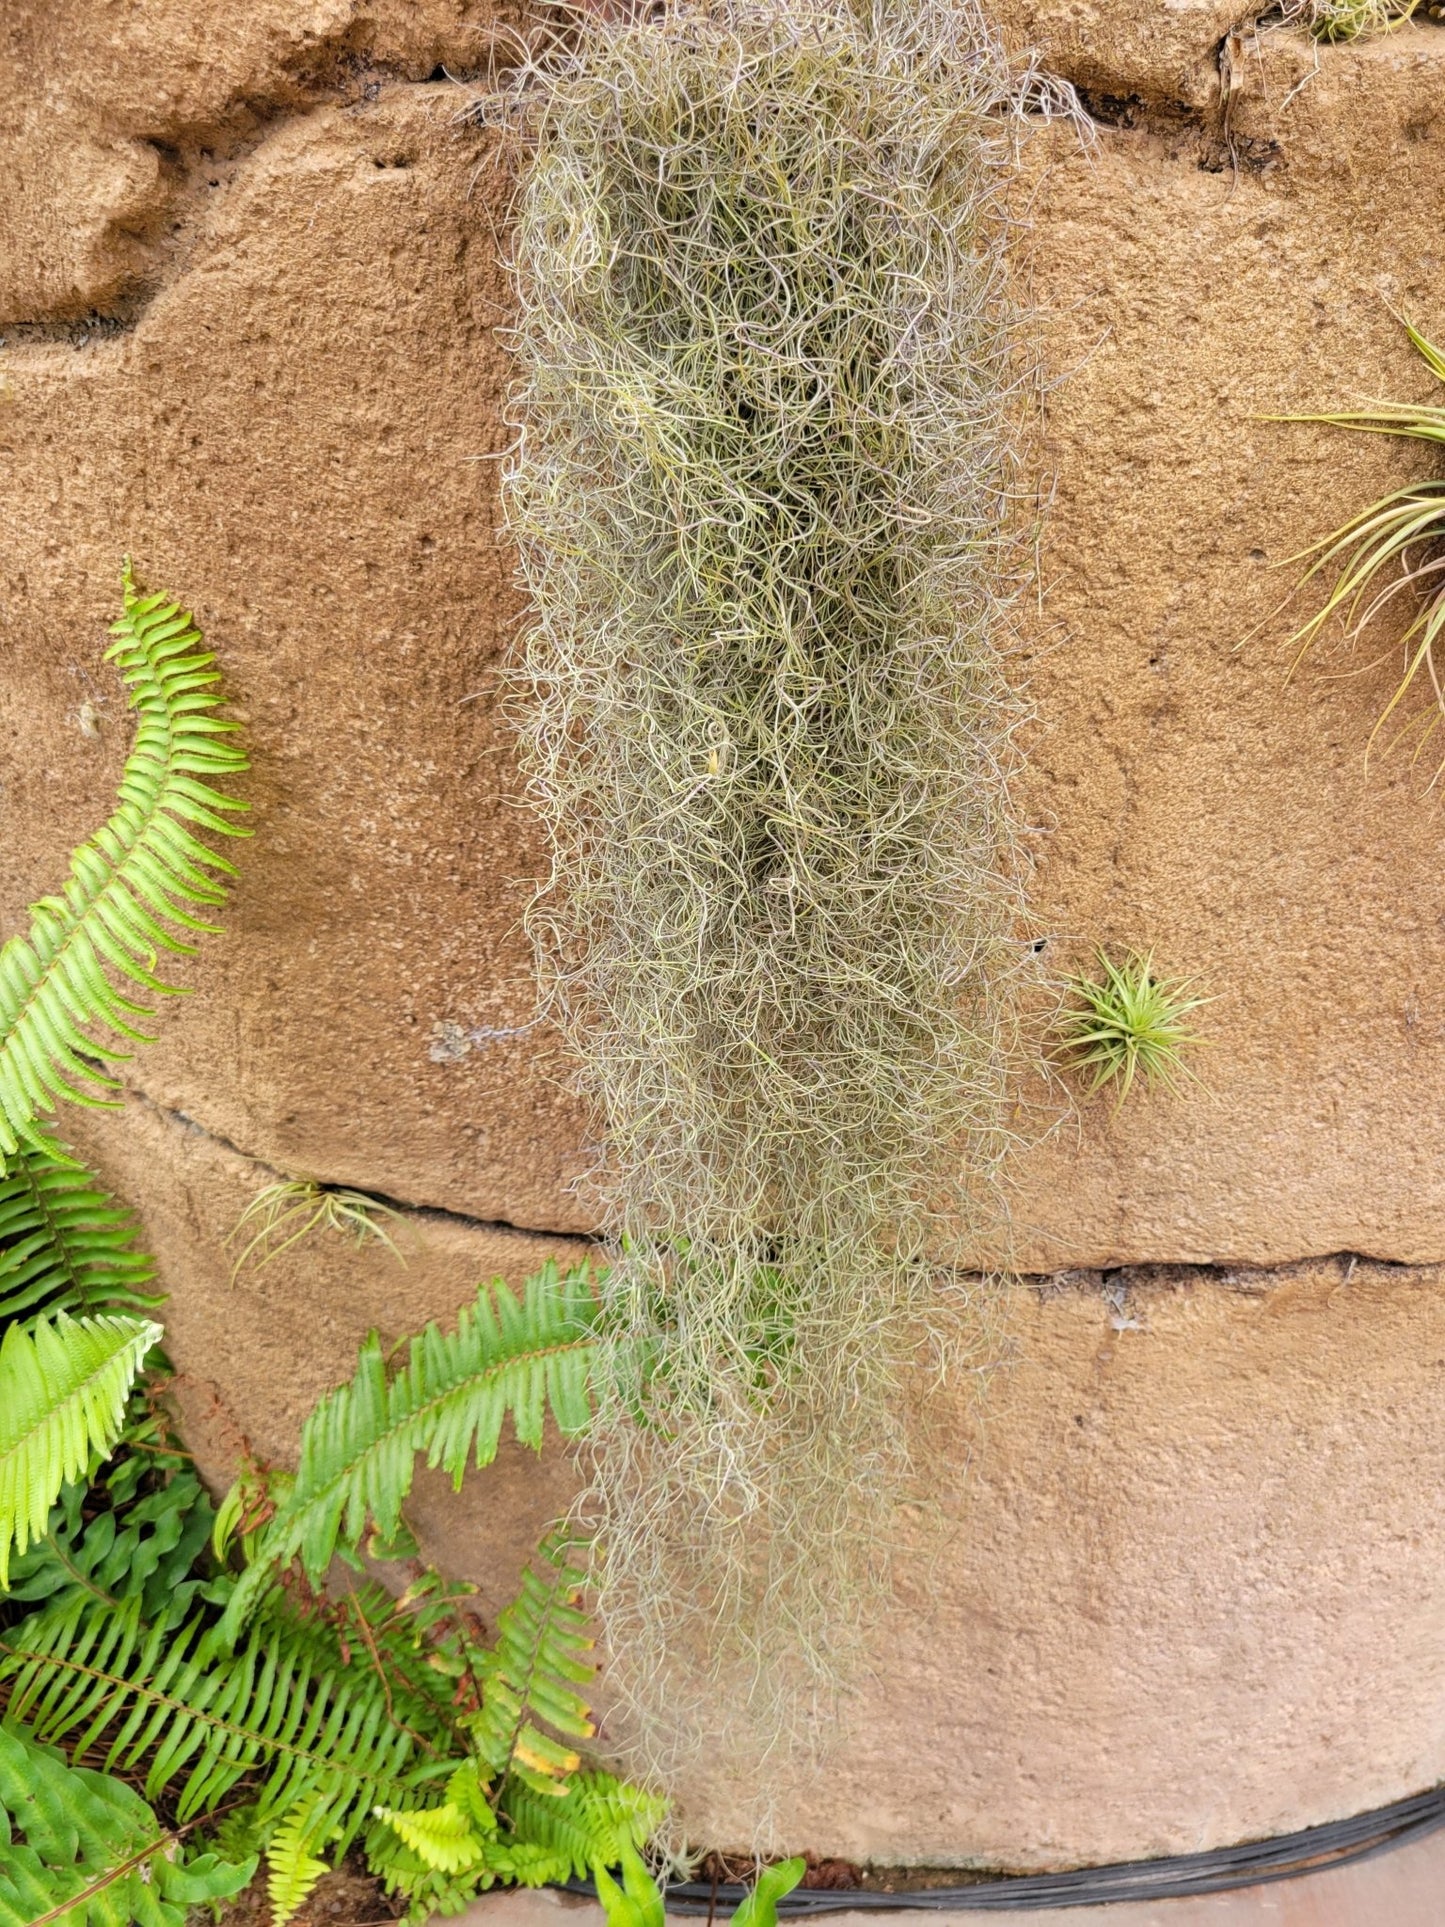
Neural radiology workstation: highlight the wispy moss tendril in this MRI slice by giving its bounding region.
[486,0,1062,1795]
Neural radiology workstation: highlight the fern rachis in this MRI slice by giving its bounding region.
[0,568,248,1162]
[221,1261,608,1639]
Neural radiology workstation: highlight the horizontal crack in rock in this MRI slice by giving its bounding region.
[124,1080,599,1248]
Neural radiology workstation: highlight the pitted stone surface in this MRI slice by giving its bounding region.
[6,0,1445,1870]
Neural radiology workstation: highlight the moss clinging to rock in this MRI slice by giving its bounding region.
[490,0,1057,1789]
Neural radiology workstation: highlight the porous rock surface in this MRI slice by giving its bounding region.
[5,0,1445,1868]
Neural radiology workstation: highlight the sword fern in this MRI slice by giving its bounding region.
[0,565,248,1163]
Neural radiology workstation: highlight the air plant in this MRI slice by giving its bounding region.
[1301,0,1417,40]
[1058,951,1209,1104]
[228,1179,407,1278]
[1276,320,1445,773]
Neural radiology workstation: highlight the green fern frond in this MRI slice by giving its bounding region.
[0,1147,160,1326]
[468,1532,596,1794]
[221,1262,606,1639]
[0,1313,161,1586]
[501,1770,667,1879]
[364,1802,576,1920]
[3,1461,214,1630]
[265,1797,336,1927]
[373,1796,490,1875]
[0,1590,436,1845]
[0,567,247,1163]
[362,1815,514,1921]
[234,1575,472,1756]
[0,1717,255,1927]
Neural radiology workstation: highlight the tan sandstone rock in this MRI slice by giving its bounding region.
[62,1089,1445,1870]
[6,22,1445,1264]
[6,0,1445,1871]
[1,78,599,1231]
[62,1089,590,1626]
[0,0,521,323]
[1004,25,1445,1269]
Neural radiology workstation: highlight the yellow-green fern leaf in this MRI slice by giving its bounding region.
[501,1770,667,1879]
[265,1798,336,1927]
[0,1312,161,1586]
[371,1799,488,1874]
[0,566,247,1163]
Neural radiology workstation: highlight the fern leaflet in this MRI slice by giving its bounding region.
[0,1717,254,1927]
[0,1146,160,1325]
[373,1774,492,1875]
[0,566,248,1162]
[0,1313,161,1586]
[4,1459,215,1630]
[500,1771,668,1880]
[222,1262,605,1638]
[468,1532,597,1793]
[264,1797,337,1927]
[0,1591,441,1843]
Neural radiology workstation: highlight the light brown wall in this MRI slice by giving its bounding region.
[4,0,1445,1866]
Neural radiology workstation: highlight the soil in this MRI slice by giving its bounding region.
[217,1863,399,1927]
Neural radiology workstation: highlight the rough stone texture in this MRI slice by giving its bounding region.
[1001,26,1445,1270]
[6,0,1445,1873]
[0,76,599,1232]
[63,1089,590,1625]
[61,1089,1445,1872]
[660,1257,1445,1866]
[0,0,522,324]
[991,0,1239,112]
[7,22,1445,1263]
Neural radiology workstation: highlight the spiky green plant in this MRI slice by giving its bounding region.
[228,1178,407,1277]
[487,0,1058,1774]
[1274,320,1445,773]
[218,1261,607,1641]
[1302,0,1416,38]
[0,567,247,1593]
[0,565,248,1163]
[1057,951,1208,1105]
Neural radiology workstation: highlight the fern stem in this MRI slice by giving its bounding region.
[0,1636,445,1780]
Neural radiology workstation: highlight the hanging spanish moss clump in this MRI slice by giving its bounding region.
[489,0,1055,1797]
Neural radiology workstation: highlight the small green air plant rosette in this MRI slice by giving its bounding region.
[1301,0,1418,41]
[1057,950,1210,1108]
